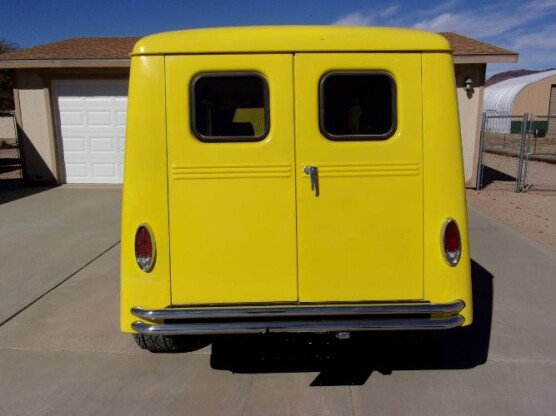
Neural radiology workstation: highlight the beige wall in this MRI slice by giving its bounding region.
[513,75,556,115]
[454,64,486,187]
[15,70,59,183]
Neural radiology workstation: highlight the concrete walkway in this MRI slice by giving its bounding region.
[0,186,554,415]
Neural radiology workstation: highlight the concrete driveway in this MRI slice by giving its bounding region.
[0,185,554,415]
[0,185,121,325]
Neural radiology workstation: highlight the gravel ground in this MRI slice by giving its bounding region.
[466,188,556,253]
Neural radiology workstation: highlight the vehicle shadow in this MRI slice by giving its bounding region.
[209,260,494,386]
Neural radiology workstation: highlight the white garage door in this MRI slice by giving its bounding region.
[54,80,128,184]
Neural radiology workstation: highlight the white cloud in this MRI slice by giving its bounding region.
[529,0,556,11]
[411,0,556,69]
[333,4,402,26]
[510,25,556,50]
[414,13,457,32]
[427,0,462,15]
[413,0,556,38]
[333,11,375,26]
[413,9,549,38]
[332,0,556,70]
[379,4,400,18]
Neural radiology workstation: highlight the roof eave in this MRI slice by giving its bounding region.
[0,53,518,69]
[453,54,518,64]
[0,58,130,69]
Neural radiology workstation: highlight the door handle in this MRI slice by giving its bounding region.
[303,166,319,197]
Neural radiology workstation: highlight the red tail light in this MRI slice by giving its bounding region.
[443,219,461,266]
[135,224,156,272]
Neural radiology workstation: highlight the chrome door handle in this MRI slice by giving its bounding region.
[303,166,319,197]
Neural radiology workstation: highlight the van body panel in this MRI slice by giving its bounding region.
[422,53,473,324]
[120,56,171,332]
[294,53,423,301]
[121,27,473,337]
[165,52,425,305]
[166,54,298,304]
[132,26,451,56]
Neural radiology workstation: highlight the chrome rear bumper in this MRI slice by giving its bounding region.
[131,300,465,335]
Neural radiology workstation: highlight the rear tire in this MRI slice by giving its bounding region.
[133,334,210,353]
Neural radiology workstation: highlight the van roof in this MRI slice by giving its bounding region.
[132,26,451,56]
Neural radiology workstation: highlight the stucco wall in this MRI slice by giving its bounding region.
[14,71,58,183]
[454,64,485,187]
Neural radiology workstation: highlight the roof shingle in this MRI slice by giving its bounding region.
[0,32,516,62]
[440,32,516,56]
[0,37,139,61]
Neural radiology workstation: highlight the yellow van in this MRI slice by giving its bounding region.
[121,26,472,352]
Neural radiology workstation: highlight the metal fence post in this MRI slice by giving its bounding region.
[522,114,535,192]
[515,113,528,192]
[476,112,487,190]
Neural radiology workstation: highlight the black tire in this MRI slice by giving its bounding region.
[133,333,210,353]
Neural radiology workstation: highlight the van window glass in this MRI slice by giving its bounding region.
[191,74,269,142]
[320,72,396,140]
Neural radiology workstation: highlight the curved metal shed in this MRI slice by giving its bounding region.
[484,69,556,132]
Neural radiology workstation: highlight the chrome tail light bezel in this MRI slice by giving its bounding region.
[135,223,156,272]
[442,218,462,267]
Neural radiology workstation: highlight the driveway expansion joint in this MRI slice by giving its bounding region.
[0,241,121,328]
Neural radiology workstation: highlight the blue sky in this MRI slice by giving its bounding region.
[2,0,556,76]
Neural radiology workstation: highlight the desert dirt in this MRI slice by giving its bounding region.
[468,150,556,253]
[467,188,556,253]
[467,145,556,252]
[471,127,556,253]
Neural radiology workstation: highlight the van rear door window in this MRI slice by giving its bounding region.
[320,72,396,140]
[191,74,269,142]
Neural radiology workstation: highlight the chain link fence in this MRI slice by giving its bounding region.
[520,115,556,192]
[0,111,23,181]
[476,112,556,193]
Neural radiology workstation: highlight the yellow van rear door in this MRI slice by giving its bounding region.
[294,53,424,302]
[166,55,298,304]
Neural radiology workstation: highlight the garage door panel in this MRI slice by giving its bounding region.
[54,80,128,184]
[59,111,84,126]
[65,163,89,179]
[92,163,117,177]
[62,137,87,153]
[90,137,116,152]
[87,111,113,126]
